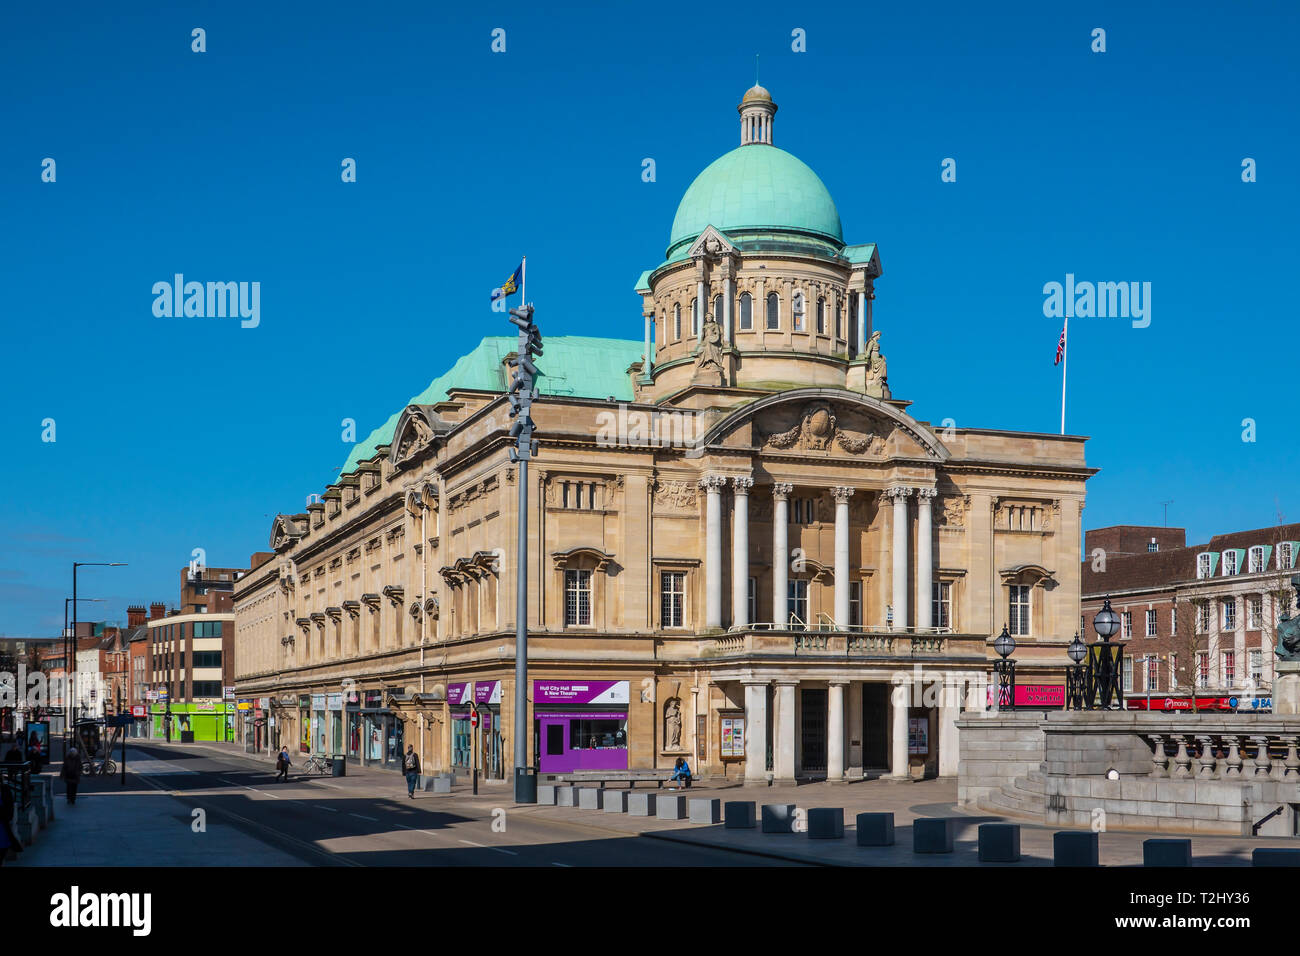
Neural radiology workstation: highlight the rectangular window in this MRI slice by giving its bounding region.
[564,570,592,627]
[1196,603,1210,633]
[1250,649,1263,686]
[1008,585,1030,636]
[849,581,862,628]
[1122,656,1133,692]
[1223,599,1236,631]
[1171,608,1177,636]
[1197,553,1212,579]
[1248,546,1265,573]
[1148,541,1159,552]
[193,621,223,638]
[787,580,808,630]
[932,582,951,629]
[1248,597,1263,630]
[1121,611,1132,639]
[191,650,222,668]
[1170,653,1178,688]
[739,294,752,331]
[1281,542,1295,570]
[766,293,779,330]
[792,292,805,331]
[691,298,699,337]
[1145,609,1157,637]
[1223,650,1235,687]
[1146,656,1158,691]
[191,680,223,699]
[1223,550,1239,576]
[660,572,685,628]
[748,577,757,626]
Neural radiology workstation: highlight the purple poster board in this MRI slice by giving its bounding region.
[533,680,629,705]
[448,682,472,706]
[475,681,501,705]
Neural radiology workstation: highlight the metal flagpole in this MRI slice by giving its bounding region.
[1059,315,1068,435]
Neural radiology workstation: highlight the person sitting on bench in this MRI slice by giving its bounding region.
[669,756,692,789]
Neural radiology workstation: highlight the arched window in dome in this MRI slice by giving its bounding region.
[739,293,753,331]
[816,297,826,335]
[673,303,681,341]
[691,297,699,338]
[766,293,780,330]
[713,294,723,325]
[792,290,806,332]
[835,299,842,340]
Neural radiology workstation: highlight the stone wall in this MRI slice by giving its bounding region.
[955,712,1045,806]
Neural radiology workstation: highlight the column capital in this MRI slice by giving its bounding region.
[732,476,754,493]
[884,485,913,500]
[827,678,849,688]
[699,474,727,492]
[915,487,938,500]
[831,486,855,503]
[741,678,771,687]
[771,482,793,499]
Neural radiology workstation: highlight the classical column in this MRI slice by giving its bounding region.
[887,486,912,629]
[771,483,793,626]
[774,680,796,783]
[916,488,936,631]
[828,680,846,780]
[890,683,909,778]
[696,278,706,343]
[832,486,854,628]
[642,307,653,379]
[744,681,769,783]
[731,477,753,628]
[857,289,867,354]
[724,275,734,343]
[700,475,725,629]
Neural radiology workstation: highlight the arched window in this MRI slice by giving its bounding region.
[816,297,826,334]
[834,299,842,339]
[673,303,681,340]
[713,293,723,325]
[766,292,780,330]
[792,290,806,331]
[691,297,699,337]
[739,293,753,331]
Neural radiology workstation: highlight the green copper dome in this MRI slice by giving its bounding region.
[667,145,843,257]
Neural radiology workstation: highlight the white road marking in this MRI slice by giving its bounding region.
[349,812,378,821]
[552,862,571,867]
[492,848,518,856]
[458,839,485,847]
[318,806,339,813]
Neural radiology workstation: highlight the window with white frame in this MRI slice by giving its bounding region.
[1250,649,1263,686]
[1222,550,1239,576]
[849,581,862,628]
[933,582,952,630]
[1280,542,1295,570]
[1146,608,1158,637]
[1169,653,1178,688]
[739,293,752,331]
[815,297,826,334]
[1223,598,1237,631]
[1171,607,1177,635]
[713,293,723,325]
[660,572,685,629]
[1121,611,1132,639]
[766,292,779,330]
[1248,596,1263,630]
[1196,602,1210,633]
[787,579,808,629]
[1148,540,1159,552]
[564,569,592,627]
[1248,546,1266,573]
[1122,656,1133,692]
[1146,655,1159,691]
[1197,652,1209,688]
[1008,585,1031,636]
[1197,553,1213,579]
[1222,650,1236,686]
[1282,589,1295,620]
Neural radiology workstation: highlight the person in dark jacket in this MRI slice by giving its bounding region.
[403,745,421,798]
[2,742,21,765]
[275,746,290,782]
[61,746,83,804]
[0,778,19,863]
[669,756,692,789]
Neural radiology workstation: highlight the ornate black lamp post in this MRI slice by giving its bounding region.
[1065,632,1088,710]
[992,625,1017,710]
[1090,598,1125,710]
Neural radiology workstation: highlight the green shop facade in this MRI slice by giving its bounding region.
[149,700,236,742]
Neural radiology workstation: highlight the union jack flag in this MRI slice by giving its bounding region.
[1054,324,1066,366]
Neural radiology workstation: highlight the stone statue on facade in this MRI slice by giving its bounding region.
[863,330,890,399]
[692,313,726,386]
[664,697,682,750]
[1276,575,1300,661]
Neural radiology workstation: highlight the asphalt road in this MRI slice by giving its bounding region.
[125,742,801,867]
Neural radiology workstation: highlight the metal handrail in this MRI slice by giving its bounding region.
[0,760,32,811]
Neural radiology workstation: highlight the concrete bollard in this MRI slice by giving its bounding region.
[555,786,577,808]
[432,775,452,794]
[602,791,629,813]
[688,798,721,824]
[724,801,756,829]
[578,788,605,810]
[912,818,954,854]
[536,785,558,806]
[1252,848,1300,866]
[657,795,686,820]
[978,824,1021,863]
[807,808,844,839]
[856,812,895,846]
[1143,839,1192,867]
[761,803,797,834]
[627,793,657,816]
[1053,831,1099,867]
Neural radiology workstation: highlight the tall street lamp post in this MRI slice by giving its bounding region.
[63,597,104,747]
[71,562,126,742]
[1091,597,1125,710]
[993,625,1017,711]
[1065,632,1088,710]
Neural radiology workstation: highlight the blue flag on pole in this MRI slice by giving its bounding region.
[490,262,523,302]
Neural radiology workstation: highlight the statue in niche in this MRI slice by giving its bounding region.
[696,314,724,371]
[863,330,891,399]
[664,697,683,750]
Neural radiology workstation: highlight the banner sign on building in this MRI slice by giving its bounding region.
[1014,684,1065,707]
[533,680,629,705]
[720,716,744,758]
[448,682,473,706]
[474,681,502,705]
[224,686,235,699]
[326,693,343,710]
[311,694,326,710]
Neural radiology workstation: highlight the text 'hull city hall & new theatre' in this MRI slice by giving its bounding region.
[233,85,1092,782]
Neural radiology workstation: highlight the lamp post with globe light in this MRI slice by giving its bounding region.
[1065,632,1088,710]
[1090,598,1125,710]
[992,625,1017,710]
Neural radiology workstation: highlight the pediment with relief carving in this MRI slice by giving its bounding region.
[757,400,886,457]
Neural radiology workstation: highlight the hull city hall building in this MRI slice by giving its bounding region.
[233,85,1093,783]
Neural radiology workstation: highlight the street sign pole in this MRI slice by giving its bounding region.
[471,704,479,796]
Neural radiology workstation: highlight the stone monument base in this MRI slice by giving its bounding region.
[1275,661,1300,715]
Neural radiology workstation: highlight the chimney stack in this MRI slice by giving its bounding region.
[127,604,147,628]
[149,602,166,621]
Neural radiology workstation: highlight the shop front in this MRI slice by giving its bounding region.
[533,679,630,773]
[357,689,404,769]
[449,682,473,771]
[475,680,503,780]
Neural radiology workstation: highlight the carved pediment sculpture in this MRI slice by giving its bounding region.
[761,401,882,455]
[653,478,697,511]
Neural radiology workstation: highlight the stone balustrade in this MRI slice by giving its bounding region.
[1144,729,1300,781]
[706,629,981,660]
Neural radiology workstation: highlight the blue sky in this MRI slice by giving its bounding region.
[2,1,1297,637]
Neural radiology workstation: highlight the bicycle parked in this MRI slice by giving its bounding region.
[301,753,332,775]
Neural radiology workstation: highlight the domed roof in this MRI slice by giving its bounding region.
[741,84,772,104]
[667,145,843,256]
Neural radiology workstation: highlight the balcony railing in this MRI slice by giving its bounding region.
[708,626,979,659]
[1144,727,1300,780]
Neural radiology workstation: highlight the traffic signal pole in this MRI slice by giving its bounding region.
[508,303,541,804]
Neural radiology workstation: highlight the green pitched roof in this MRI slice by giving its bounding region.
[668,144,843,258]
[842,243,877,265]
[339,335,643,477]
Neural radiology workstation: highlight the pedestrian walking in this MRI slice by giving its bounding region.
[0,777,20,864]
[403,744,420,798]
[27,732,42,774]
[2,741,21,764]
[61,745,83,805]
[275,746,290,782]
